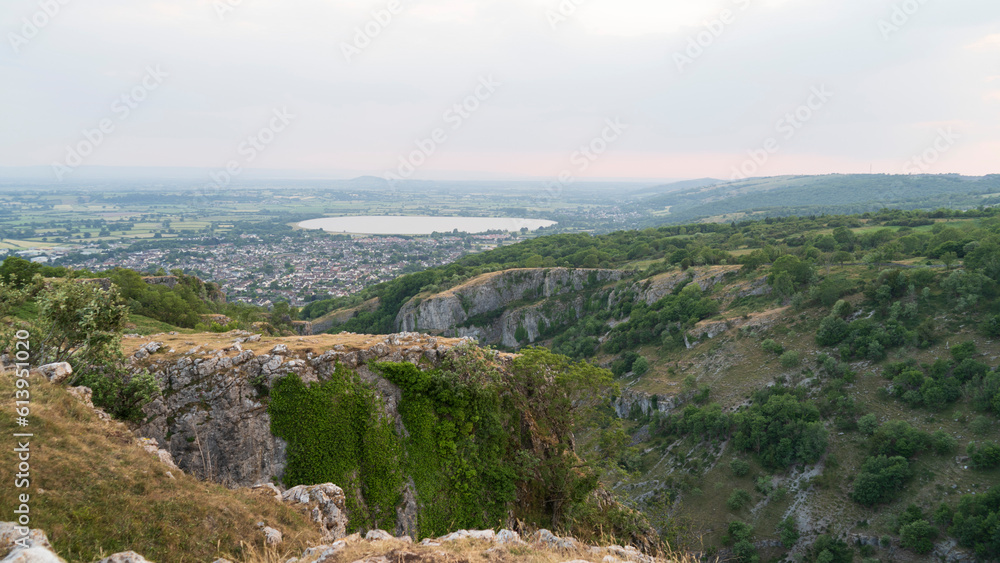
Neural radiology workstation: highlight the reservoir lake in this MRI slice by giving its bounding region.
[297,216,557,235]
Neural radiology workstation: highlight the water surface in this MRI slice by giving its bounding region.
[298,216,557,235]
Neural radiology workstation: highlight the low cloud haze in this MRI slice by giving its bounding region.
[2,0,998,181]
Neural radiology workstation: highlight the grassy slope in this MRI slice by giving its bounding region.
[0,373,323,563]
[573,265,1000,560]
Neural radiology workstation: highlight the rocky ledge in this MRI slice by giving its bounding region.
[124,331,481,490]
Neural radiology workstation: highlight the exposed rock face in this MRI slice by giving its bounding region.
[137,334,467,487]
[141,276,178,289]
[282,484,350,542]
[612,388,676,419]
[396,268,628,346]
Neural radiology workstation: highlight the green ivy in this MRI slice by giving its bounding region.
[269,348,639,544]
[268,365,403,532]
[375,359,516,537]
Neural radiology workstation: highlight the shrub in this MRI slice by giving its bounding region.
[75,361,160,422]
[832,299,853,318]
[949,485,1000,558]
[761,339,785,355]
[900,519,938,554]
[971,415,992,435]
[780,350,801,368]
[858,413,879,436]
[777,516,799,548]
[732,388,828,469]
[968,442,1000,469]
[816,315,849,346]
[851,455,913,506]
[810,535,853,563]
[931,430,958,455]
[726,521,759,563]
[869,420,930,458]
[632,356,650,377]
[35,280,129,366]
[754,476,774,496]
[951,341,978,362]
[727,488,753,511]
[730,458,751,477]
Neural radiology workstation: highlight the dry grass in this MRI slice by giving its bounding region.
[228,537,701,563]
[0,372,323,562]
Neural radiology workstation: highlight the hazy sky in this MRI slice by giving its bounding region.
[2,0,998,181]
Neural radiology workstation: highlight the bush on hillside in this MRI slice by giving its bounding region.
[851,455,912,506]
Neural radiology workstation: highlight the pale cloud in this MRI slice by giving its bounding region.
[0,0,998,180]
[966,33,1000,50]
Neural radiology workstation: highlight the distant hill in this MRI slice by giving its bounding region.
[635,174,1000,224]
[631,177,723,195]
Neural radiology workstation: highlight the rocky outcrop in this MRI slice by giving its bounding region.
[38,363,72,384]
[613,388,676,419]
[615,266,740,307]
[396,268,627,346]
[136,333,470,487]
[281,484,350,542]
[0,523,63,563]
[142,276,178,289]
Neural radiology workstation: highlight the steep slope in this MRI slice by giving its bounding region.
[0,369,323,561]
[121,331,657,549]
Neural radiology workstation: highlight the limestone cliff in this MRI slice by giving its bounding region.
[394,268,628,345]
[133,332,466,490]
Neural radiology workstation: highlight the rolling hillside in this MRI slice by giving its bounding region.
[632,174,1000,225]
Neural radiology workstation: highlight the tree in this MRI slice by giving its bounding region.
[0,256,42,289]
[35,280,129,366]
[770,255,813,286]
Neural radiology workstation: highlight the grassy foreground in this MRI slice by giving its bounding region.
[0,372,323,562]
